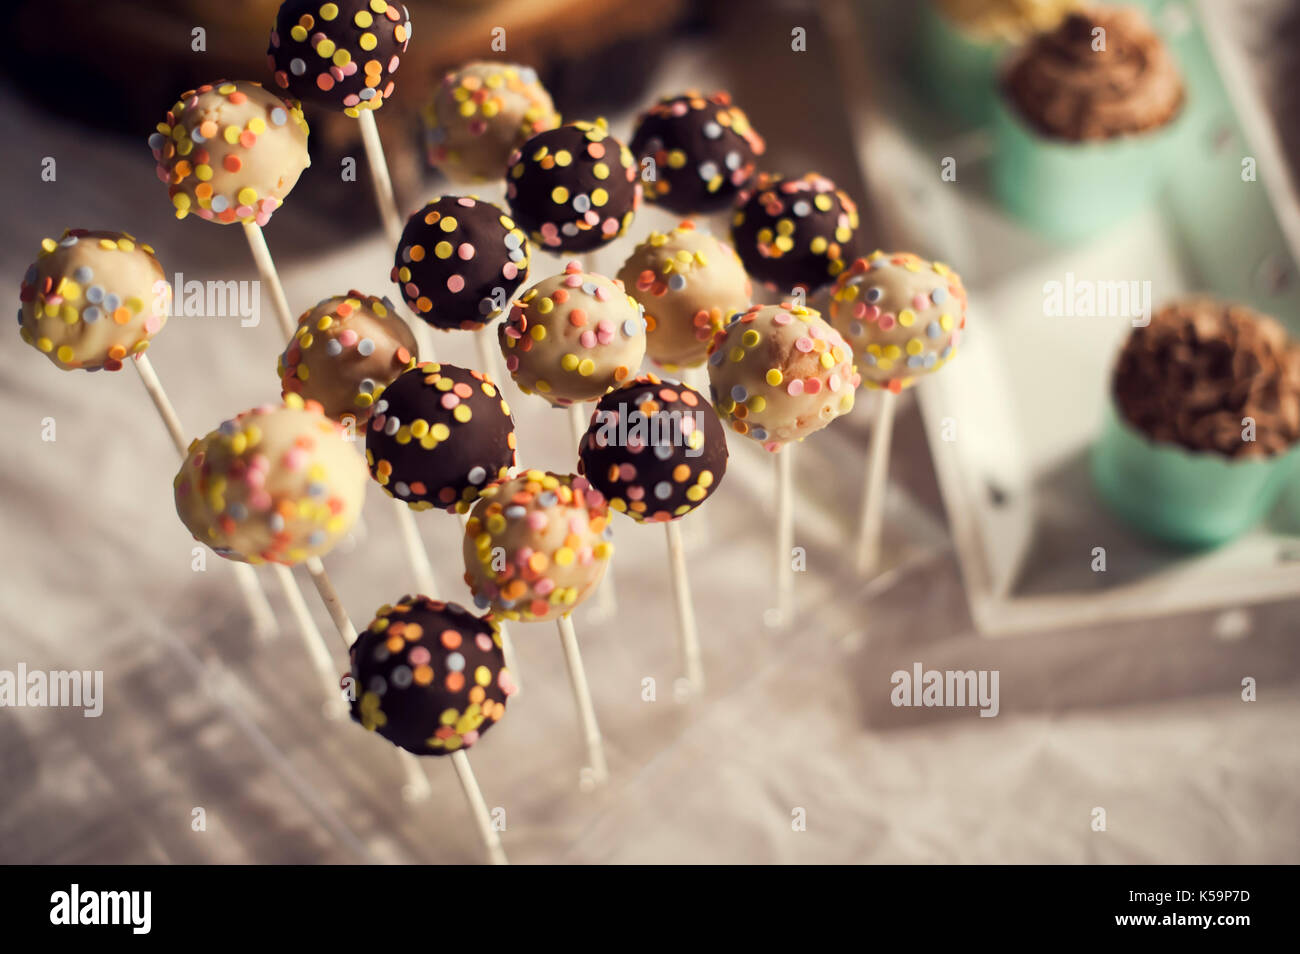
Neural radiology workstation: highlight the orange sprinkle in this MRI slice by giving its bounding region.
[223,155,242,172]
[228,91,247,105]
[440,628,462,649]
[107,344,127,359]
[445,672,465,692]
[239,130,257,148]
[199,120,218,139]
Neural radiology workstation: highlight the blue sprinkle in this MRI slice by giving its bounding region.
[147,132,164,150]
[359,88,376,101]
[467,465,486,485]
[654,481,672,499]
[211,195,230,213]
[390,666,413,688]
[709,350,724,367]
[357,338,375,356]
[473,593,491,609]
[326,339,343,356]
[73,266,93,283]
[923,353,937,368]
[654,444,673,460]
[850,321,864,337]
[667,274,687,291]
[865,287,883,303]
[730,385,747,402]
[941,345,953,359]
[307,481,327,498]
[907,355,923,368]
[863,352,878,366]
[219,420,239,435]
[86,285,104,304]
[308,530,327,546]
[59,235,78,247]
[269,514,285,533]
[538,491,558,507]
[227,503,247,521]
[622,319,640,337]
[447,652,466,672]
[751,427,768,440]
[271,108,288,126]
[83,306,102,324]
[926,321,941,339]
[190,128,206,144]
[931,286,948,305]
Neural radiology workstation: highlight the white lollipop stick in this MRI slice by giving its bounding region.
[304,554,435,802]
[665,520,704,693]
[356,109,404,245]
[450,750,509,865]
[568,402,618,623]
[241,222,297,340]
[132,353,279,642]
[391,499,442,599]
[474,325,503,386]
[856,389,898,576]
[271,562,350,717]
[770,443,795,627]
[556,611,609,787]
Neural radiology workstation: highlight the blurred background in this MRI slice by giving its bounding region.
[1,0,1298,864]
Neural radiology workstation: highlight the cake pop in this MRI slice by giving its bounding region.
[631,91,765,214]
[150,80,310,226]
[828,252,968,393]
[617,221,751,370]
[707,302,859,451]
[506,119,640,253]
[349,596,514,755]
[366,362,517,512]
[499,261,647,407]
[393,196,530,330]
[268,0,412,117]
[18,229,170,371]
[462,470,613,622]
[578,374,728,522]
[175,393,368,564]
[424,61,560,183]
[730,172,860,294]
[278,291,418,422]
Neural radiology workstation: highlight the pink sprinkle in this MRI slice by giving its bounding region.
[564,274,583,287]
[526,511,548,531]
[447,274,465,292]
[805,377,823,394]
[441,393,460,409]
[506,355,519,371]
[878,314,896,330]
[339,329,359,347]
[864,305,881,321]
[852,301,867,319]
[912,293,930,310]
[794,336,813,353]
[457,243,475,260]
[235,204,254,218]
[502,263,518,280]
[787,379,805,396]
[282,448,307,471]
[475,634,493,651]
[408,646,431,665]
[829,373,842,391]
[457,197,476,207]
[249,489,271,511]
[462,730,479,747]
[579,330,596,348]
[772,311,793,325]
[601,218,619,235]
[583,210,600,226]
[618,463,636,481]
[626,485,644,500]
[533,578,555,596]
[593,285,610,301]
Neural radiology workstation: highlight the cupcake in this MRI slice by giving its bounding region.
[991,6,1186,241]
[1092,298,1300,547]
[913,0,1080,123]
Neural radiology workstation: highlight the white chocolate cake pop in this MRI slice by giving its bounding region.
[150,80,311,226]
[462,470,613,622]
[498,260,647,407]
[174,394,368,564]
[423,61,560,183]
[707,303,860,452]
[828,252,968,393]
[278,291,418,422]
[617,220,751,370]
[18,229,170,372]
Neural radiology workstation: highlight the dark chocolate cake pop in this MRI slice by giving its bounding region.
[366,362,517,513]
[506,119,640,253]
[631,91,765,215]
[268,0,411,116]
[349,596,514,755]
[392,196,530,330]
[578,374,728,522]
[730,172,860,294]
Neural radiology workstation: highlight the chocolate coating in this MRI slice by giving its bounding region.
[1003,8,1184,141]
[499,261,647,407]
[730,172,860,294]
[268,0,411,115]
[366,362,517,513]
[174,395,367,564]
[463,470,613,622]
[506,119,640,252]
[349,596,514,756]
[19,229,170,372]
[707,303,859,451]
[828,253,967,392]
[150,80,310,226]
[424,61,560,183]
[578,374,728,522]
[631,91,765,214]
[278,291,418,422]
[392,196,530,330]
[618,220,751,370]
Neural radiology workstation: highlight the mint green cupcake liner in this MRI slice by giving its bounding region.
[1091,402,1300,548]
[912,2,1003,125]
[990,94,1186,242]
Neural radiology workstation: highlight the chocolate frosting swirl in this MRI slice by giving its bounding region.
[1004,7,1184,140]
